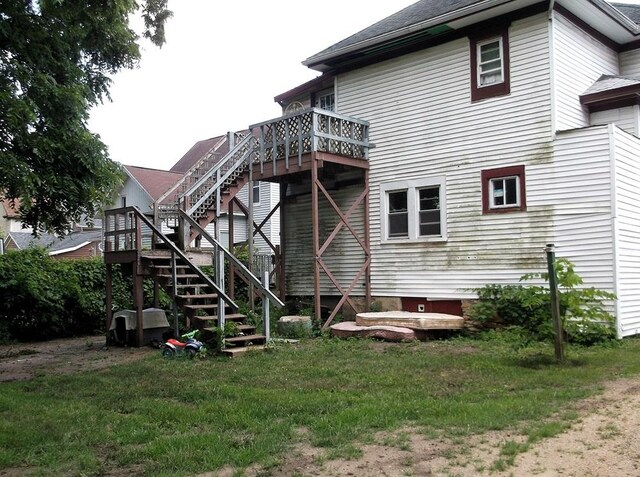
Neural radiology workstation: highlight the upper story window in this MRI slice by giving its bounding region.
[481,165,526,214]
[470,29,510,102]
[317,92,335,112]
[381,177,447,242]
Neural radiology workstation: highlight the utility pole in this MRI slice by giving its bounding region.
[545,243,565,362]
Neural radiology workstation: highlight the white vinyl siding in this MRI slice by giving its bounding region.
[329,13,553,299]
[552,11,619,131]
[284,185,366,296]
[236,182,281,253]
[619,48,640,78]
[612,127,640,337]
[547,126,615,297]
[591,107,640,137]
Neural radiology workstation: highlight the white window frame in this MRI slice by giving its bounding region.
[380,177,447,243]
[489,175,520,209]
[317,91,335,112]
[477,36,504,88]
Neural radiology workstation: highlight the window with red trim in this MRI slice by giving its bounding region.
[470,30,510,102]
[481,165,526,214]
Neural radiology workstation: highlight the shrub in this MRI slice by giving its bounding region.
[0,248,164,342]
[468,258,616,346]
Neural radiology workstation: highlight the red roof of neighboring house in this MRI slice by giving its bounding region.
[170,135,228,173]
[1,198,22,218]
[125,166,183,203]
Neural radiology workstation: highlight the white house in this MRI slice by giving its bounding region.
[270,0,640,336]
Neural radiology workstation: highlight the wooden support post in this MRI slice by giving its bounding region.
[263,271,270,342]
[279,183,287,301]
[133,260,144,347]
[248,166,255,310]
[311,152,321,323]
[364,169,371,311]
[105,263,113,346]
[229,198,235,300]
[546,244,565,362]
[171,250,179,336]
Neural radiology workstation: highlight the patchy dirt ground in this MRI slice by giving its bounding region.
[2,337,639,476]
[0,335,155,382]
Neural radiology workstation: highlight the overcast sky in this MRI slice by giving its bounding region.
[88,1,416,170]
[88,0,640,171]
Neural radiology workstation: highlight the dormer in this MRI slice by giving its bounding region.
[581,75,640,137]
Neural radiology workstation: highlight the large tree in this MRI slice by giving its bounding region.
[0,0,172,235]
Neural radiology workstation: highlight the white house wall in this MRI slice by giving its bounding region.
[236,182,280,254]
[115,178,154,215]
[284,185,366,296]
[612,126,640,337]
[547,126,615,297]
[552,11,619,131]
[619,48,640,77]
[331,13,554,299]
[591,107,638,137]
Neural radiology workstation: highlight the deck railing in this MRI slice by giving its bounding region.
[250,107,371,175]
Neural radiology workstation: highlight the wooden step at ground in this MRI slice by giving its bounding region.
[224,334,267,347]
[222,345,266,358]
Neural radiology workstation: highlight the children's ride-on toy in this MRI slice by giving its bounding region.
[162,330,205,359]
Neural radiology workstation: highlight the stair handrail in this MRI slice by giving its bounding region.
[178,209,285,308]
[182,134,255,216]
[117,206,238,310]
[154,135,228,209]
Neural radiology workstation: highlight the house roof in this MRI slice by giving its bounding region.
[124,165,183,203]
[6,230,102,254]
[303,0,640,72]
[170,135,228,173]
[581,74,640,111]
[1,198,22,218]
[612,3,640,24]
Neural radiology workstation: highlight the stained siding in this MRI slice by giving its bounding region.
[553,12,618,131]
[284,185,366,296]
[330,13,554,299]
[612,127,640,337]
[619,49,640,77]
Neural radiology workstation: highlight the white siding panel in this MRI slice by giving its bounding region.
[613,127,640,336]
[236,182,280,253]
[284,185,366,296]
[620,49,640,78]
[333,13,554,299]
[591,107,638,137]
[553,12,618,131]
[549,127,614,294]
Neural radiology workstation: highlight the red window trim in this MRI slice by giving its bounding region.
[481,165,526,214]
[470,29,510,102]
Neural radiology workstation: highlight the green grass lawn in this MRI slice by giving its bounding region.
[2,335,640,476]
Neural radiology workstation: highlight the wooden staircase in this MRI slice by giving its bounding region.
[143,248,267,356]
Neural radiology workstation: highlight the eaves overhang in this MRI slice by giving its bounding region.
[581,82,640,113]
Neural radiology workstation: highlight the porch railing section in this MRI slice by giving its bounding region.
[250,107,371,175]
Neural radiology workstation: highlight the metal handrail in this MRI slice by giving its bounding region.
[178,209,284,308]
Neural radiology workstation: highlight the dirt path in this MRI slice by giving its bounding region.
[2,337,639,476]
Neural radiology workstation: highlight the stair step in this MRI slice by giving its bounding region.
[176,293,218,300]
[184,303,218,310]
[202,324,256,334]
[157,274,201,280]
[168,283,211,290]
[222,345,266,358]
[225,334,267,345]
[152,265,191,270]
[194,314,246,325]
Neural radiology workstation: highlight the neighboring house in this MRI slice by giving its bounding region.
[5,230,103,259]
[116,135,280,252]
[0,198,32,234]
[269,0,640,336]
